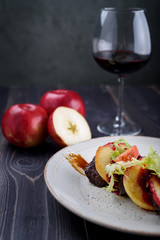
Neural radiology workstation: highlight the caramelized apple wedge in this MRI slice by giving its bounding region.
[149,175,160,208]
[95,143,113,181]
[123,165,154,210]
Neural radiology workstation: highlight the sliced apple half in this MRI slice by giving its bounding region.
[47,106,92,147]
[123,165,154,210]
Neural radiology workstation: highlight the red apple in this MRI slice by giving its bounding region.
[47,106,91,147]
[40,89,85,116]
[1,104,48,148]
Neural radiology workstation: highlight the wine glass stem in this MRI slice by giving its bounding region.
[114,75,125,135]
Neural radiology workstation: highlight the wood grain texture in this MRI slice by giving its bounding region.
[0,85,160,240]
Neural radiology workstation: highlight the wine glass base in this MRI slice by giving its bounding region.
[97,120,141,136]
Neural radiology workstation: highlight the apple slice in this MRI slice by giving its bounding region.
[47,106,91,147]
[123,165,154,210]
[95,143,114,181]
[149,175,160,208]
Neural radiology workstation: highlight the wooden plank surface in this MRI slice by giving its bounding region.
[0,85,160,240]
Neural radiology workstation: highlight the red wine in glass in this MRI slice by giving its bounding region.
[94,50,150,75]
[93,8,151,136]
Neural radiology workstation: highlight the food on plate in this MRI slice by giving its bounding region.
[40,89,85,116]
[66,153,88,176]
[48,106,91,147]
[85,138,160,211]
[1,104,48,148]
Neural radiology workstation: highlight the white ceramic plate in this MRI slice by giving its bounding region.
[44,136,160,236]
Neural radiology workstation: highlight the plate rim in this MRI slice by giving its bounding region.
[44,136,160,236]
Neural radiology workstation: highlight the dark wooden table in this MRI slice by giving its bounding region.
[0,85,160,240]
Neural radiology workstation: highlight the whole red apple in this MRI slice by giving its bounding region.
[1,104,48,148]
[39,89,85,116]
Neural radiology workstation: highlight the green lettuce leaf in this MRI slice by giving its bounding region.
[141,147,160,177]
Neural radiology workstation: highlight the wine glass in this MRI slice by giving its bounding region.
[92,8,151,135]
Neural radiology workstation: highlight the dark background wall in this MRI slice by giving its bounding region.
[0,0,159,86]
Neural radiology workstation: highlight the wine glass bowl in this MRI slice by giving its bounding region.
[93,8,151,135]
